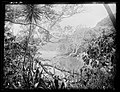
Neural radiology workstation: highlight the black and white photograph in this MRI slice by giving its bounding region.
[3,2,116,90]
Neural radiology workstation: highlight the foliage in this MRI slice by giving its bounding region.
[79,26,116,89]
[3,4,116,90]
[4,25,23,89]
[60,20,116,89]
[4,4,85,89]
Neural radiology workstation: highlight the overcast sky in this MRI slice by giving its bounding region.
[60,4,116,28]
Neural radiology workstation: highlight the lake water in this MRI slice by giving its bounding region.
[36,50,59,59]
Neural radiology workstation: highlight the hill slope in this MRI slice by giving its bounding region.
[95,13,116,27]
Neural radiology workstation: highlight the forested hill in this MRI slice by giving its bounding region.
[95,13,116,27]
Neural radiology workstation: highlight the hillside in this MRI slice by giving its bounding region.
[95,13,116,27]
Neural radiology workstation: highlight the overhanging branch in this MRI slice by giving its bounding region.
[5,19,61,41]
[41,63,80,76]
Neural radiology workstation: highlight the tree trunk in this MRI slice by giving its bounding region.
[103,4,116,29]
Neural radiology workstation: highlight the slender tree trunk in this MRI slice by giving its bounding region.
[23,24,32,69]
[103,4,116,29]
[22,22,33,88]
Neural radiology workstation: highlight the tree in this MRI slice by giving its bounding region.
[4,4,86,89]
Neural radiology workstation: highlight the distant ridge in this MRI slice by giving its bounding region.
[95,13,116,27]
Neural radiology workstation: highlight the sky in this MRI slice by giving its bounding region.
[60,4,116,28]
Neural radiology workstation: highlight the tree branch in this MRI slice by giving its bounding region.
[38,62,54,78]
[5,19,30,25]
[42,63,80,76]
[49,4,68,30]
